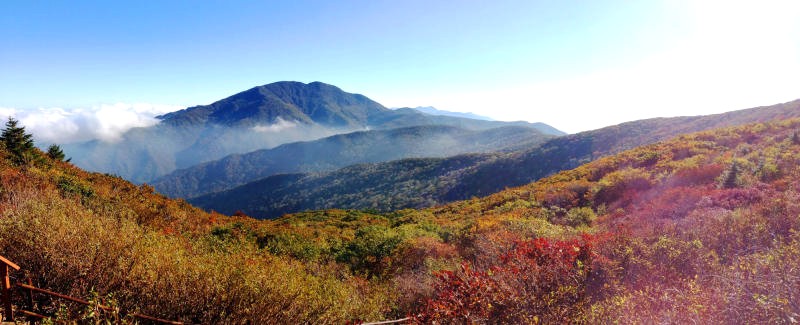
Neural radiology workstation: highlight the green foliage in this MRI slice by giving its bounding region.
[47,144,70,162]
[57,175,95,198]
[719,161,741,189]
[259,232,324,260]
[336,225,406,276]
[566,206,596,227]
[1,117,36,165]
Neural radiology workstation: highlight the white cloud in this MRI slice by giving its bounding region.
[252,118,298,133]
[0,103,182,144]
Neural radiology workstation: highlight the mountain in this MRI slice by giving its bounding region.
[157,81,387,128]
[190,98,800,218]
[411,106,568,136]
[64,81,562,183]
[412,106,495,121]
[4,114,800,323]
[152,125,553,198]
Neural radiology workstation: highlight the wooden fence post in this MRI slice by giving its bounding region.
[26,277,35,325]
[0,255,21,322]
[1,264,10,321]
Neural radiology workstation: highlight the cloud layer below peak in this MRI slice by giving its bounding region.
[0,103,183,145]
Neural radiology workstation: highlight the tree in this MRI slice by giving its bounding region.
[47,144,71,162]
[720,161,740,189]
[0,117,35,164]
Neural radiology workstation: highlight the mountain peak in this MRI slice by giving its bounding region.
[158,81,388,128]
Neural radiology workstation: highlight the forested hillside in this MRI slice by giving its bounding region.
[153,125,552,199]
[193,99,800,218]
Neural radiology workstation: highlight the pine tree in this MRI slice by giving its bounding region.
[792,131,800,145]
[47,144,70,162]
[721,161,740,189]
[0,117,35,164]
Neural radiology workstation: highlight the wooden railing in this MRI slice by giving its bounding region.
[17,280,185,324]
[361,317,413,324]
[0,255,184,324]
[2,254,414,324]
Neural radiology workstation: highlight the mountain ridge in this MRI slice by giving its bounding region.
[412,106,495,121]
[64,81,562,183]
[157,81,390,128]
[190,98,800,218]
[152,124,553,198]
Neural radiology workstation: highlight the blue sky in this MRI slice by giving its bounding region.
[2,0,799,135]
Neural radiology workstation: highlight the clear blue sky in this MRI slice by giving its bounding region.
[2,0,799,133]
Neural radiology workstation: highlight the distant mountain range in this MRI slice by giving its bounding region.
[410,106,566,136]
[189,98,800,218]
[152,125,553,198]
[64,81,562,183]
[411,106,495,121]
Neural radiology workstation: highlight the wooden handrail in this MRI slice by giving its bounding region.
[131,312,185,325]
[17,282,185,324]
[18,309,46,319]
[361,317,413,325]
[3,254,181,324]
[0,256,19,271]
[17,282,111,310]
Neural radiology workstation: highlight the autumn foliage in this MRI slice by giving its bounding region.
[2,118,800,322]
[418,234,599,323]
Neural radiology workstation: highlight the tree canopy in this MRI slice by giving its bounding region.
[0,117,35,164]
[47,144,70,162]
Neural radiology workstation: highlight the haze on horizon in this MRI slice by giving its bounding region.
[1,0,798,136]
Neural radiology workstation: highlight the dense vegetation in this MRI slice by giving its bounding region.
[193,99,800,218]
[3,115,800,323]
[0,121,392,323]
[153,125,552,199]
[190,154,491,217]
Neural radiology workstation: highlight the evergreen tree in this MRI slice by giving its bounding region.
[792,131,800,145]
[0,117,35,164]
[47,144,71,162]
[721,161,740,189]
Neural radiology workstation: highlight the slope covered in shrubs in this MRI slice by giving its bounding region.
[2,117,800,323]
[0,126,390,323]
[254,118,800,323]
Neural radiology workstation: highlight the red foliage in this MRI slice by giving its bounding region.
[708,187,765,210]
[540,180,594,210]
[542,187,580,209]
[671,164,724,187]
[635,187,707,220]
[417,234,600,323]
